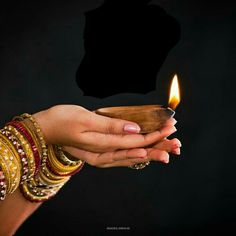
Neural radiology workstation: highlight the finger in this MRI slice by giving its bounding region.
[163,118,177,127]
[103,149,171,168]
[171,147,181,155]
[111,148,147,161]
[75,125,177,152]
[62,146,94,163]
[82,111,141,134]
[152,138,181,152]
[146,148,170,163]
[63,146,148,167]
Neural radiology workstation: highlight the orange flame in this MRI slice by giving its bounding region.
[168,74,180,110]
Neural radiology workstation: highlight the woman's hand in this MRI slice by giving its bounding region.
[33,105,181,167]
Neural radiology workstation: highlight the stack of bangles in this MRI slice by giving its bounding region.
[0,113,84,202]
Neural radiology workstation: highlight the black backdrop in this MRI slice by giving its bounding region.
[0,0,236,235]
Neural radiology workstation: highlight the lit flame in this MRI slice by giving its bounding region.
[168,74,180,110]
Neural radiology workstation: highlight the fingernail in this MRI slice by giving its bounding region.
[173,148,181,155]
[124,124,141,133]
[176,149,181,155]
[173,118,177,125]
[173,126,177,132]
[179,141,182,147]
[164,157,169,164]
[162,155,169,163]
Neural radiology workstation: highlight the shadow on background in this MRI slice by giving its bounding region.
[76,0,180,98]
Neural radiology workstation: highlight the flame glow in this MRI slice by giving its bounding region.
[168,74,180,110]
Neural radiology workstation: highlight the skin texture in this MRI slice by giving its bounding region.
[0,105,181,235]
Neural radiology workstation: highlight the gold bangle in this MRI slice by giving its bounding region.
[0,168,7,200]
[20,179,64,202]
[0,151,11,195]
[54,145,82,166]
[2,126,30,182]
[0,134,21,194]
[47,157,74,176]
[38,171,70,187]
[21,173,69,202]
[48,145,82,174]
[41,165,65,181]
[4,125,35,180]
[0,134,21,193]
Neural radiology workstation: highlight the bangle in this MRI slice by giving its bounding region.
[2,126,35,181]
[12,114,70,202]
[13,113,48,166]
[7,121,40,176]
[0,153,10,198]
[37,171,70,187]
[1,126,30,182]
[0,134,21,194]
[47,145,84,177]
[20,178,65,202]
[54,145,82,166]
[20,167,70,202]
[0,112,85,202]
[0,169,7,200]
[41,164,65,181]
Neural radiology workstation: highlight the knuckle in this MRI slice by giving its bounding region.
[72,133,83,146]
[80,112,98,130]
[106,119,117,134]
[109,152,116,161]
[123,150,130,159]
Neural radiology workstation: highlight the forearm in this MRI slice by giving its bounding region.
[0,188,41,236]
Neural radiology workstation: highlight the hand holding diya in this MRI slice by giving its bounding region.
[95,75,181,133]
[95,74,180,169]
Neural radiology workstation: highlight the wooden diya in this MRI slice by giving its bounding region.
[95,104,175,133]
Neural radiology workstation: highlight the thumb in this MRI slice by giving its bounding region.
[85,112,141,134]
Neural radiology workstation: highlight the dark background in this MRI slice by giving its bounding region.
[0,0,236,235]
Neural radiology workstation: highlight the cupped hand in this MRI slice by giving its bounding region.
[62,136,181,168]
[33,105,181,168]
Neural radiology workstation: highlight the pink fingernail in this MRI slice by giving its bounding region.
[163,157,169,163]
[173,148,181,155]
[124,124,141,133]
[175,140,182,148]
[172,119,177,125]
[173,126,177,132]
[176,149,181,155]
